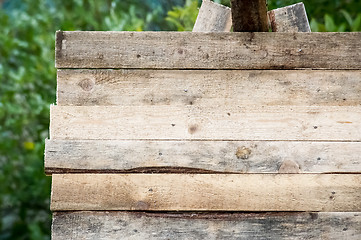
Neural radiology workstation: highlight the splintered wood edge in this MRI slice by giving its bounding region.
[50,174,361,211]
[51,211,361,240]
[55,31,361,69]
[45,140,361,174]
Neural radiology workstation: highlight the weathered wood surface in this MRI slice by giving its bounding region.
[268,2,311,32]
[50,105,361,141]
[193,1,310,33]
[55,31,361,69]
[231,0,269,32]
[52,211,361,240]
[56,69,361,106]
[193,0,232,32]
[45,140,361,174]
[51,174,361,211]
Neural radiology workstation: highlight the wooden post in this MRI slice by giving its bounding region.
[193,1,311,33]
[231,0,269,32]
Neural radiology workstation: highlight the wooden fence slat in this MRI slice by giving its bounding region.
[52,211,361,240]
[55,32,361,69]
[56,69,361,106]
[50,105,361,141]
[193,0,232,32]
[45,140,361,174]
[268,2,311,32]
[51,174,361,211]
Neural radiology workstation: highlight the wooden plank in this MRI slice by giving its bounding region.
[52,211,361,240]
[51,174,361,211]
[55,31,361,69]
[268,2,311,32]
[193,1,310,33]
[231,0,269,32]
[50,105,361,141]
[45,140,361,174]
[193,0,232,32]
[56,69,361,106]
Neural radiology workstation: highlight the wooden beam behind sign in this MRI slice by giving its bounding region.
[193,0,232,32]
[55,31,361,69]
[45,139,361,174]
[51,174,361,211]
[52,211,361,240]
[50,105,361,141]
[193,1,311,32]
[56,69,361,106]
[268,2,311,32]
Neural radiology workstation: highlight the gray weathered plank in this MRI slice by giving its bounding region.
[193,0,232,32]
[56,69,361,106]
[51,174,361,211]
[50,105,361,141]
[55,31,361,69]
[45,140,361,174]
[268,2,311,32]
[193,1,310,33]
[52,211,361,240]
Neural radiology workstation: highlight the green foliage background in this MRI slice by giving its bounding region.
[0,0,359,239]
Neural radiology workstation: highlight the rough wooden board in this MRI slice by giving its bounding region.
[56,69,361,106]
[50,105,361,141]
[55,31,361,69]
[45,140,361,174]
[52,211,361,240]
[268,2,311,32]
[193,0,232,32]
[51,174,361,211]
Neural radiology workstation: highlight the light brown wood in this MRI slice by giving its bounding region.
[51,174,361,211]
[268,2,311,32]
[50,105,361,141]
[55,31,361,69]
[193,0,232,32]
[56,69,361,106]
[52,211,361,240]
[45,140,361,174]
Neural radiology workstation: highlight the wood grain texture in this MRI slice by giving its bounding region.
[56,69,361,106]
[194,1,310,33]
[268,2,311,32]
[51,174,361,211]
[55,31,361,69]
[231,0,269,32]
[45,140,361,174]
[193,0,232,32]
[52,211,361,240]
[50,105,361,141]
